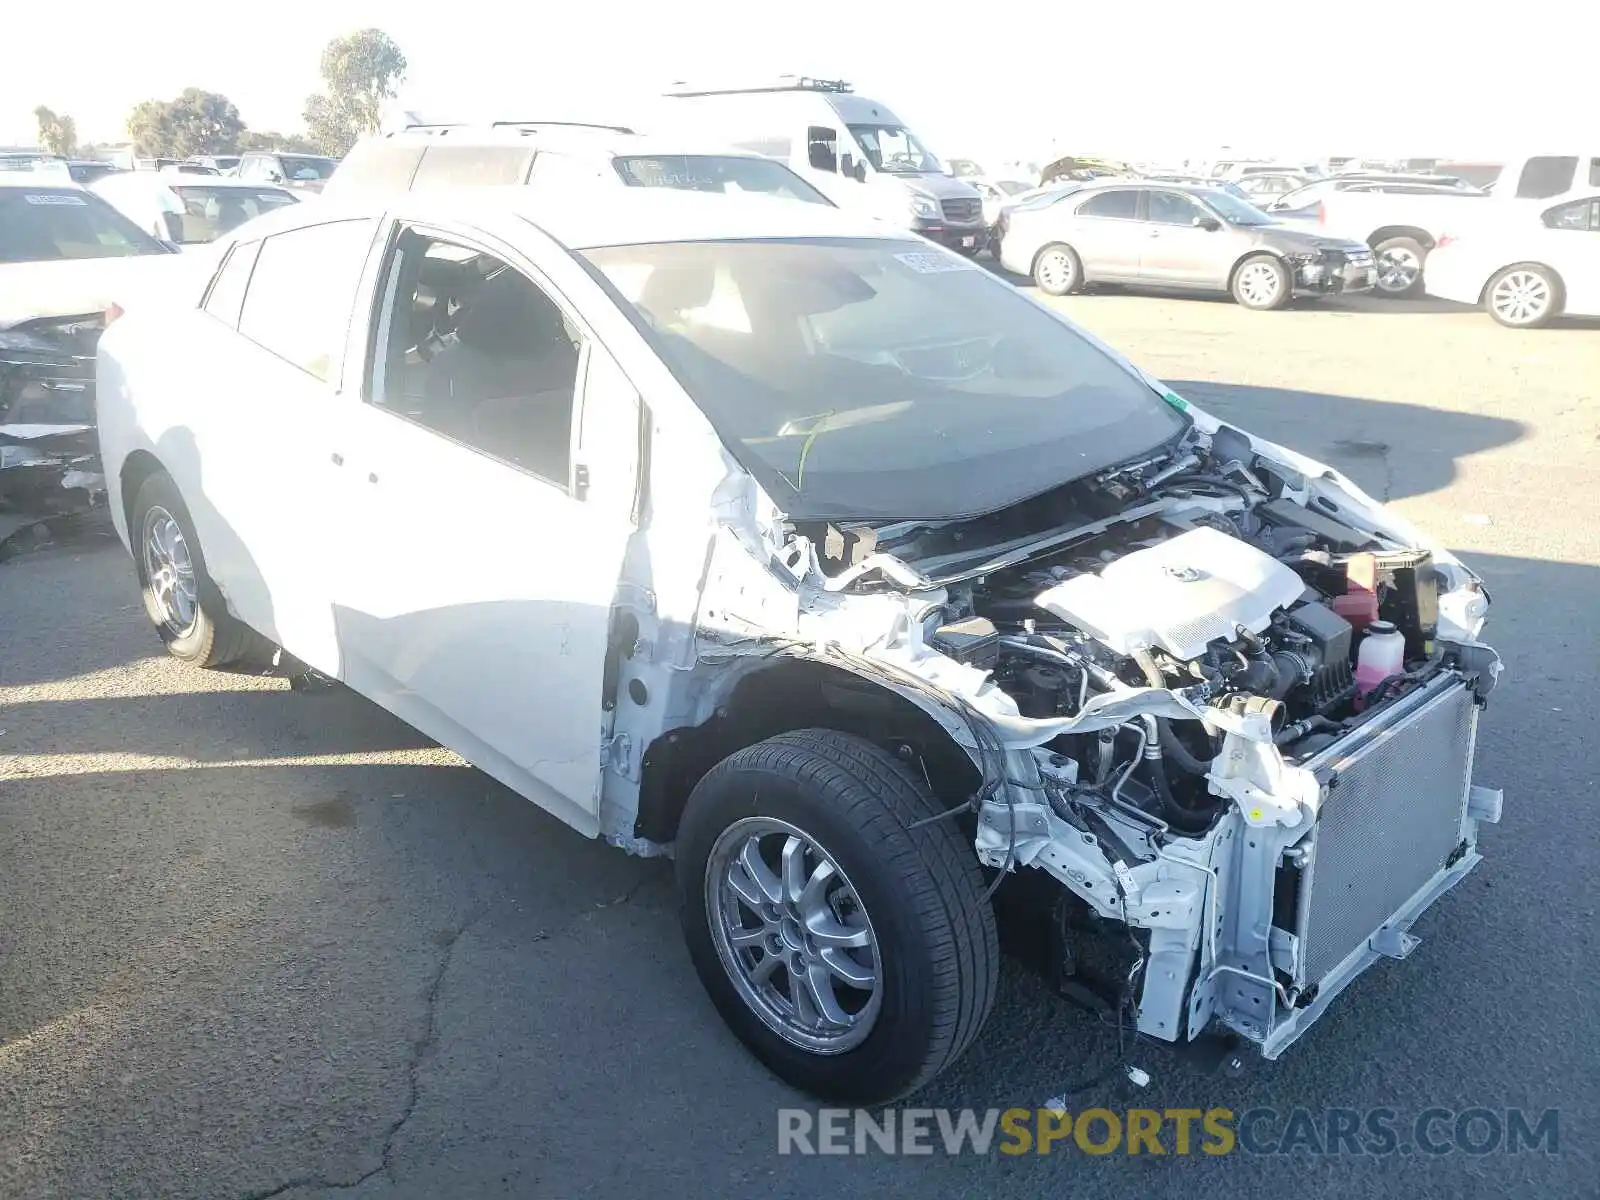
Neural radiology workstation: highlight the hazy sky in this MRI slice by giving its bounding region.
[4,2,1588,163]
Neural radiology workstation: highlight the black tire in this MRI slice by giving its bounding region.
[1373,235,1427,298]
[1031,242,1083,296]
[1231,253,1292,310]
[676,729,999,1104]
[1484,263,1563,328]
[130,472,273,668]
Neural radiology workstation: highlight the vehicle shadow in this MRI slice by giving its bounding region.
[1166,379,1528,502]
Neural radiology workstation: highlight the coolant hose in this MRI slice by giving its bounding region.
[1131,647,1216,775]
[1145,753,1215,834]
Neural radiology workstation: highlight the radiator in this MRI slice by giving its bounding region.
[1292,675,1478,985]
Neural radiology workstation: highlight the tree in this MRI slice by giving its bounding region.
[33,106,77,157]
[126,89,245,158]
[301,28,407,156]
[239,131,322,154]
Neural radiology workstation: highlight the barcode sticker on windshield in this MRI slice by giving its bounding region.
[895,251,973,274]
[24,193,87,205]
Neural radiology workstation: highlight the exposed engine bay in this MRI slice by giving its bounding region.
[697,411,1504,1061]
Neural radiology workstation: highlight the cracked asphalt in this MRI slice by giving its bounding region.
[2,292,1597,1198]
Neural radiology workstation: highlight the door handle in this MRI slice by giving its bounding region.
[331,452,344,466]
[1147,230,1162,238]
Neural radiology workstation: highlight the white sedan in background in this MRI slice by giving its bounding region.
[1425,193,1600,327]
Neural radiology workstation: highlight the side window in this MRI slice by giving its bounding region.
[411,144,535,188]
[339,141,425,191]
[367,231,583,488]
[527,151,609,188]
[1542,199,1596,231]
[1590,158,1600,188]
[236,219,378,382]
[202,238,262,327]
[806,126,838,173]
[237,156,262,182]
[1077,189,1139,220]
[1147,190,1201,225]
[1516,156,1578,199]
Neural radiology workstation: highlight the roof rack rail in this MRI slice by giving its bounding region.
[663,75,855,98]
[393,120,637,137]
[488,120,636,134]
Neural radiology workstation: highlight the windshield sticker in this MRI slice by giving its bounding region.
[24,193,88,206]
[894,251,974,274]
[1163,390,1190,413]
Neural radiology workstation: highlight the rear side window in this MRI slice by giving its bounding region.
[171,187,297,243]
[0,187,165,263]
[1516,156,1578,199]
[237,219,378,383]
[335,141,425,191]
[1590,158,1600,187]
[1542,199,1599,231]
[1077,189,1139,219]
[612,155,831,204]
[202,239,262,327]
[411,144,534,188]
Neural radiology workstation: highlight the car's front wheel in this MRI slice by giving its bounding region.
[131,472,272,667]
[676,729,999,1104]
[1485,263,1562,328]
[1231,253,1292,309]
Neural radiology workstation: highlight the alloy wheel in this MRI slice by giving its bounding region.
[705,816,882,1054]
[141,506,199,638]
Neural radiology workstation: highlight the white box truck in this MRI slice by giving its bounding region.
[661,76,988,254]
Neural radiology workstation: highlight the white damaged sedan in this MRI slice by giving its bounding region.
[95,188,1503,1103]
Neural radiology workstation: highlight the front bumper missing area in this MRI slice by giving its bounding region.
[976,666,1500,1060]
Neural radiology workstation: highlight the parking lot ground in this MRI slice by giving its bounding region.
[2,293,1597,1199]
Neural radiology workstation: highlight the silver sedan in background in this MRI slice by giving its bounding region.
[999,180,1377,309]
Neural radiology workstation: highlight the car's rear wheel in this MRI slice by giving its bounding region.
[131,472,273,668]
[1373,235,1427,298]
[1231,254,1291,309]
[676,729,999,1105]
[1485,263,1562,328]
[1032,243,1083,295]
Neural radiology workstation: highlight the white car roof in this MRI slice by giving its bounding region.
[374,126,772,160]
[218,186,904,252]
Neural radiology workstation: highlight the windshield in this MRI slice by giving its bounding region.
[0,186,167,263]
[847,125,940,175]
[996,180,1029,195]
[579,238,1187,522]
[1202,190,1277,225]
[279,156,337,181]
[612,155,832,204]
[1274,180,1334,209]
[171,186,297,243]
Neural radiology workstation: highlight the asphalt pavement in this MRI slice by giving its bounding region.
[1,290,1596,1199]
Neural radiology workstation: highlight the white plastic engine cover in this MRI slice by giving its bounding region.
[1034,526,1307,661]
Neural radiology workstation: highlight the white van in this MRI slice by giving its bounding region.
[661,77,988,253]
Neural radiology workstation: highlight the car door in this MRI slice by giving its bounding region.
[1066,187,1148,280]
[327,219,643,834]
[1139,189,1234,287]
[1541,196,1600,313]
[175,217,382,675]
